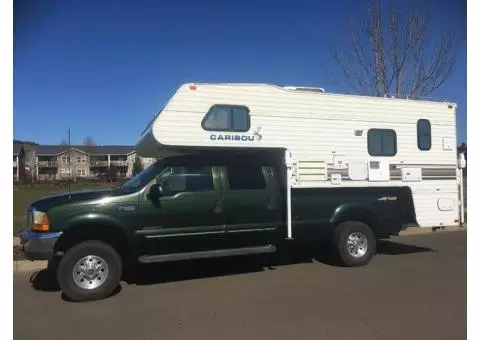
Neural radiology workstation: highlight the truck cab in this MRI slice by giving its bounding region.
[131,154,284,258]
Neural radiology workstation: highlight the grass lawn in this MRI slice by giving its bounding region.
[13,182,113,235]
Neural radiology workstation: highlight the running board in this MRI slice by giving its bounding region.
[137,245,276,264]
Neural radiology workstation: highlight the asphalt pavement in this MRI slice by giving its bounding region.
[13,231,466,340]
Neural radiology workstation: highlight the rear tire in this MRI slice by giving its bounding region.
[57,240,122,302]
[333,221,376,267]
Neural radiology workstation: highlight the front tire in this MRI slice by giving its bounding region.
[57,241,122,302]
[333,221,376,267]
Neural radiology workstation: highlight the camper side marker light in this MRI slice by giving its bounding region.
[189,84,197,90]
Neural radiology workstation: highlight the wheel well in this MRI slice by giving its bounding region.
[334,208,380,235]
[54,223,129,261]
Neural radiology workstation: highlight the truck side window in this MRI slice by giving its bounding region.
[227,165,266,190]
[157,166,214,195]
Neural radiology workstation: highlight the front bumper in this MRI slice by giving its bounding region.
[18,231,62,261]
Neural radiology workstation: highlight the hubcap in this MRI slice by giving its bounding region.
[346,232,368,258]
[72,255,109,290]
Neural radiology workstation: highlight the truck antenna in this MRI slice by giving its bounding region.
[68,128,71,198]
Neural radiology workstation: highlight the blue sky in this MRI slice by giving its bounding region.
[13,0,467,145]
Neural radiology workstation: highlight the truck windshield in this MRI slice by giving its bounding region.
[121,164,163,192]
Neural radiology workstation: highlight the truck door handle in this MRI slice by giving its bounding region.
[213,200,223,214]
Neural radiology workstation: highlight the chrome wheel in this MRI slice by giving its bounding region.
[72,255,109,290]
[346,232,368,258]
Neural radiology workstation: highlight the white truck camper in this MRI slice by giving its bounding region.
[136,83,466,239]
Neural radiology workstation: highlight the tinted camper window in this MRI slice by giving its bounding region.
[417,119,432,151]
[202,105,250,132]
[368,129,397,156]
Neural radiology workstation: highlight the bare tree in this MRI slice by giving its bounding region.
[83,136,96,146]
[329,0,460,99]
[24,149,37,183]
[83,136,96,170]
[20,143,39,183]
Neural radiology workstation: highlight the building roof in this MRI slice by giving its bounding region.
[35,145,135,156]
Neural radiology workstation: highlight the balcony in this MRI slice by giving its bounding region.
[110,160,128,166]
[90,160,109,167]
[38,161,58,168]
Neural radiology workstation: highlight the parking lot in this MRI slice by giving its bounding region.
[14,231,466,340]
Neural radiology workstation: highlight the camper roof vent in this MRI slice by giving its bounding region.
[283,86,326,93]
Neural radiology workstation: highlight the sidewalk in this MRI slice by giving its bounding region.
[398,225,466,236]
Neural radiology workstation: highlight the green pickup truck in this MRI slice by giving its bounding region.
[20,152,412,301]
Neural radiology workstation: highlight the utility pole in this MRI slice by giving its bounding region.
[68,128,71,197]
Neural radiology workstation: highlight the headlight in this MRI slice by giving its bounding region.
[31,209,50,232]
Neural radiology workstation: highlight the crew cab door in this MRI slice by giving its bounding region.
[137,165,226,255]
[222,164,283,248]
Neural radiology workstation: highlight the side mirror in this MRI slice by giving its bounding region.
[147,183,164,199]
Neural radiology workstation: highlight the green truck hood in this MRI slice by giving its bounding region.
[30,188,121,212]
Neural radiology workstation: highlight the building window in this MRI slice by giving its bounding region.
[201,105,250,132]
[76,156,86,163]
[368,129,397,156]
[61,156,71,163]
[417,119,431,151]
[227,165,266,190]
[76,169,86,176]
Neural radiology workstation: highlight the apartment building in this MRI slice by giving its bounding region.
[13,141,156,181]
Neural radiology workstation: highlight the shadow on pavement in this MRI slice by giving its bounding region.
[29,270,59,292]
[376,239,436,255]
[29,239,435,292]
[28,269,122,301]
[127,240,435,287]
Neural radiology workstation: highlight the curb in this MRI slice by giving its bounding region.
[13,260,48,273]
[397,225,466,236]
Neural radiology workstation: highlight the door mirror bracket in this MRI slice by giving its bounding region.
[147,183,164,199]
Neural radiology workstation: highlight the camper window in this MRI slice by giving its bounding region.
[202,105,250,132]
[417,119,432,151]
[368,129,397,156]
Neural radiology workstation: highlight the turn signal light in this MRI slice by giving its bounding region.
[33,214,50,232]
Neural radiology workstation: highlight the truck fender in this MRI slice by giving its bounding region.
[330,203,381,234]
[55,212,136,256]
